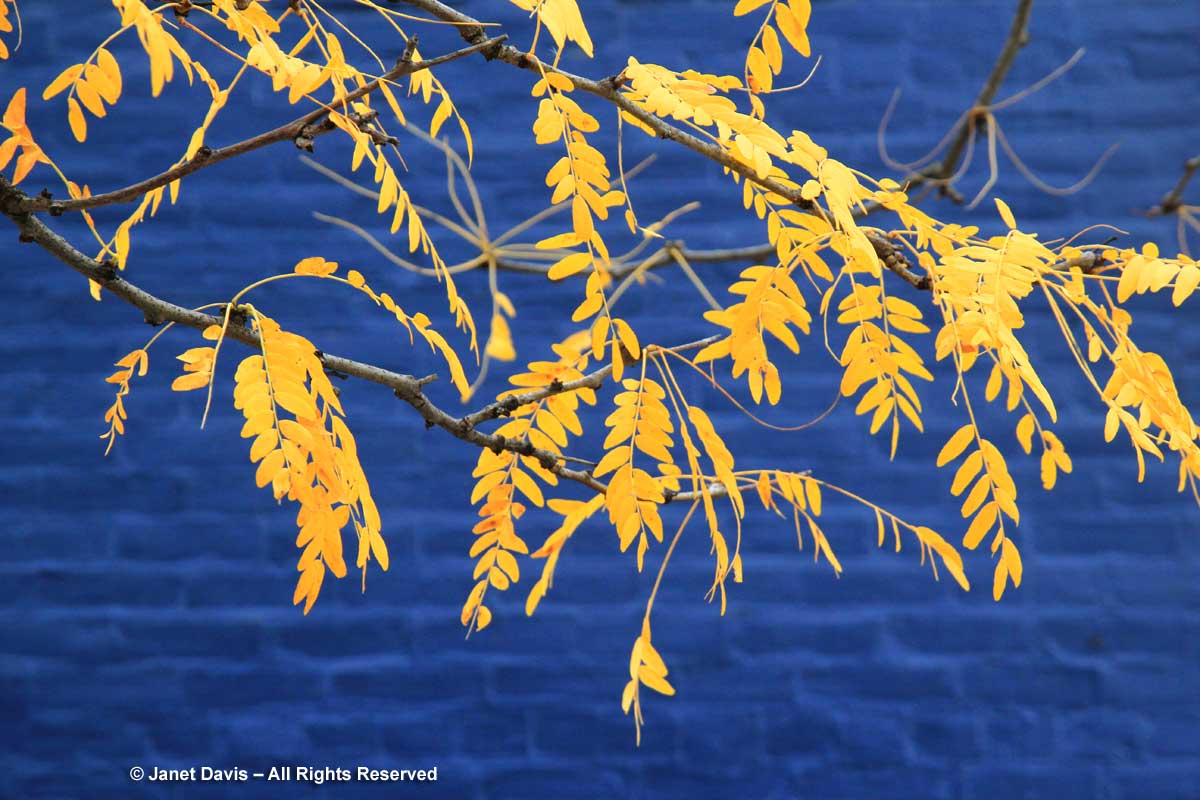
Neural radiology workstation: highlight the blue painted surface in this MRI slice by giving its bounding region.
[2,1,1199,798]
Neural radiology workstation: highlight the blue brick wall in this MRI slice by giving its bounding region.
[2,1,1198,798]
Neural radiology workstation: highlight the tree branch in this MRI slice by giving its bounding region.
[924,0,1034,193]
[16,35,508,214]
[1148,155,1200,217]
[459,335,721,430]
[0,175,732,503]
[389,0,934,291]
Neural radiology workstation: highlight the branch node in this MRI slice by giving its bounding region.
[482,38,508,61]
[97,259,119,283]
[601,69,629,91]
[318,350,350,381]
[398,36,419,66]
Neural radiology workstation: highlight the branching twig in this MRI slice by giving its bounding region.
[458,335,721,430]
[0,174,729,503]
[389,1,934,290]
[1148,155,1200,218]
[15,35,508,214]
[934,0,1034,186]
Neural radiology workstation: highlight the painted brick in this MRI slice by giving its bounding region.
[2,1,1199,797]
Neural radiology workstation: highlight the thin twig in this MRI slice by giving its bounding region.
[391,1,930,290]
[17,35,508,214]
[933,0,1033,186]
[0,175,725,503]
[1148,155,1200,217]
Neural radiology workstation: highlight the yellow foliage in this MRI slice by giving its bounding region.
[0,88,50,185]
[464,335,598,630]
[23,0,1199,744]
[733,0,812,95]
[596,375,676,571]
[695,264,812,404]
[836,281,933,455]
[511,0,594,57]
[228,310,387,614]
[100,348,148,454]
[0,0,14,61]
[622,619,674,745]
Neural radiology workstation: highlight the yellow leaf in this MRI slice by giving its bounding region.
[637,665,675,696]
[67,98,87,143]
[571,194,594,240]
[2,87,25,129]
[588,316,609,360]
[44,65,85,101]
[761,25,783,73]
[525,579,547,616]
[255,449,286,489]
[249,429,278,462]
[951,450,983,495]
[774,2,811,56]
[621,678,636,712]
[75,78,106,118]
[613,318,640,361]
[430,99,453,138]
[535,231,582,250]
[294,256,337,276]
[594,445,630,477]
[994,197,1017,229]
[97,49,123,99]
[1015,414,1035,455]
[960,477,991,519]
[1003,538,1022,586]
[293,562,324,615]
[963,502,997,549]
[495,549,521,583]
[85,64,119,105]
[512,468,545,507]
[170,371,210,392]
[936,424,975,468]
[547,252,592,281]
[474,605,493,631]
[0,137,16,172]
[1172,264,1200,306]
[804,478,822,516]
[572,291,603,323]
[733,0,772,15]
[1103,408,1119,442]
[746,47,773,93]
[788,0,812,27]
[471,471,508,504]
